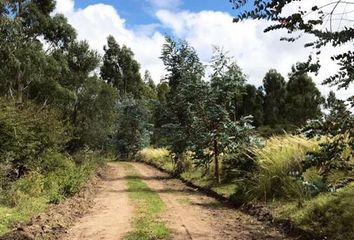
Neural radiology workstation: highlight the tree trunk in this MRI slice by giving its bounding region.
[213,136,220,184]
[16,73,23,104]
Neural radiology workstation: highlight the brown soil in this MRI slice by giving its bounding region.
[62,162,133,240]
[131,162,291,240]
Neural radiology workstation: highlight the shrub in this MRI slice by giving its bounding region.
[4,172,45,207]
[0,99,72,178]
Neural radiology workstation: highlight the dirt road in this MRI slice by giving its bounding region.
[63,163,133,240]
[64,162,289,240]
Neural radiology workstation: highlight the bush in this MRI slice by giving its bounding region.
[0,99,72,178]
[4,172,45,207]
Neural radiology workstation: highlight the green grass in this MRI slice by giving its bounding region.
[0,197,48,235]
[0,151,108,236]
[272,182,354,240]
[123,163,170,240]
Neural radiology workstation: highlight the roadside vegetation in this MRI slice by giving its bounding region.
[1,1,353,240]
[137,133,353,240]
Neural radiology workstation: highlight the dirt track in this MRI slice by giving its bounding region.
[2,162,290,240]
[63,162,289,240]
[63,163,133,240]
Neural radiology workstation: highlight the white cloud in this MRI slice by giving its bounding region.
[55,0,353,99]
[146,0,181,10]
[54,0,74,14]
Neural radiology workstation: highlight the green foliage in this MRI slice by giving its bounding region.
[0,99,72,177]
[0,149,107,234]
[188,48,255,183]
[303,91,353,187]
[285,66,323,126]
[4,171,45,207]
[0,0,76,103]
[159,36,204,173]
[262,69,287,126]
[238,84,264,127]
[276,183,354,240]
[73,77,118,150]
[101,35,144,98]
[115,96,150,158]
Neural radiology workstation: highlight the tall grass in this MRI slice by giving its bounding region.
[247,135,320,202]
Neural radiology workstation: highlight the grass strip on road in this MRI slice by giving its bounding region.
[123,163,170,240]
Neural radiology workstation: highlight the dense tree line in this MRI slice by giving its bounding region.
[0,0,153,180]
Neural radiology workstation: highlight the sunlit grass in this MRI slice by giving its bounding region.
[138,147,237,198]
[0,197,48,235]
[137,148,174,172]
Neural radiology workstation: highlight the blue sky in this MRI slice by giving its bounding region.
[73,0,237,26]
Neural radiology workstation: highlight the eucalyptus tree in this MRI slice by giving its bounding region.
[189,49,253,183]
[115,96,150,158]
[160,36,205,174]
[101,35,143,98]
[0,0,76,102]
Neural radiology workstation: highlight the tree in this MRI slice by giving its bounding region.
[262,69,287,126]
[101,35,143,98]
[141,70,158,101]
[240,84,264,127]
[73,77,118,150]
[324,91,348,124]
[160,36,204,174]
[0,0,76,103]
[189,49,253,183]
[115,96,150,158]
[151,82,170,146]
[285,65,323,126]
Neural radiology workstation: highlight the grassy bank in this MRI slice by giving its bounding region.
[136,134,354,240]
[123,163,170,240]
[0,151,108,235]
